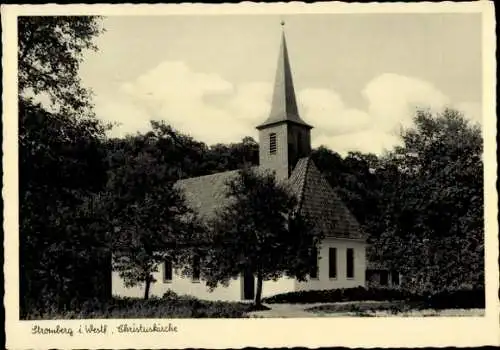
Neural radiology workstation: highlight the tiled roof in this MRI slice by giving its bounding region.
[175,157,366,241]
[175,169,243,220]
[290,157,366,240]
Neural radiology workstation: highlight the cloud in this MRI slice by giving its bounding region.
[94,95,152,138]
[299,88,372,135]
[455,101,482,125]
[96,62,481,155]
[101,61,272,144]
[307,73,481,155]
[312,129,401,156]
[363,73,451,133]
[227,82,273,122]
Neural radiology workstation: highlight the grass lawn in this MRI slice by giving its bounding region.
[306,300,424,314]
[259,287,485,317]
[305,301,485,317]
[28,298,484,319]
[26,287,485,319]
[247,301,485,318]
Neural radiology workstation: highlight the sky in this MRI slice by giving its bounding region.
[79,13,483,156]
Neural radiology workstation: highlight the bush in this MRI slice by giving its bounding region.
[262,286,485,309]
[262,286,419,304]
[305,300,424,314]
[25,295,251,319]
[162,290,179,300]
[424,288,485,309]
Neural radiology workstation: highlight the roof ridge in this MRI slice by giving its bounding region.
[295,157,311,213]
[176,168,249,184]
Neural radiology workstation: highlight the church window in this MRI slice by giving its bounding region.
[164,258,172,282]
[391,271,400,285]
[269,133,277,154]
[328,248,337,278]
[346,248,355,278]
[192,255,201,282]
[310,247,318,279]
[380,270,389,286]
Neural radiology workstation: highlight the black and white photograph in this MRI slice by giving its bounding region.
[3,2,498,349]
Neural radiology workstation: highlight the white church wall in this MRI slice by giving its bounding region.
[112,266,242,301]
[111,238,366,300]
[295,237,366,291]
[261,277,296,298]
[112,265,296,302]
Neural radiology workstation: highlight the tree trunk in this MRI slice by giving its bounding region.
[144,276,151,300]
[255,271,263,307]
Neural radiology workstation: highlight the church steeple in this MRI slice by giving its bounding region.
[256,23,313,181]
[256,23,312,130]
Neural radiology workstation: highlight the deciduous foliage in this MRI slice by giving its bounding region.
[117,121,259,178]
[106,125,202,300]
[202,167,323,306]
[311,109,483,293]
[311,147,381,227]
[18,16,103,114]
[204,136,259,174]
[370,108,483,292]
[18,16,109,317]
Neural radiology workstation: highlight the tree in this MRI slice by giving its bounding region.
[371,108,483,292]
[107,130,202,300]
[204,137,259,174]
[18,16,103,114]
[18,16,108,316]
[148,120,209,178]
[202,167,323,307]
[311,147,382,227]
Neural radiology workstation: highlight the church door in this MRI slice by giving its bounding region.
[243,269,255,301]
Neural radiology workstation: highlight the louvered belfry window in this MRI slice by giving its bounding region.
[269,133,277,154]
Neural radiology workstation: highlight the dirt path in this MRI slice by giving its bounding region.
[247,302,353,318]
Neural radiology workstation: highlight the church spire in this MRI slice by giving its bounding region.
[256,23,313,181]
[256,23,312,130]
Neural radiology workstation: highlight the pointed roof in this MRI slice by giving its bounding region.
[256,29,312,130]
[175,169,243,220]
[175,158,365,241]
[288,157,366,240]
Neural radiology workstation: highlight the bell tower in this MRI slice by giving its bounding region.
[256,22,313,181]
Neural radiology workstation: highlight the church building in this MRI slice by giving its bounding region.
[112,27,367,301]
